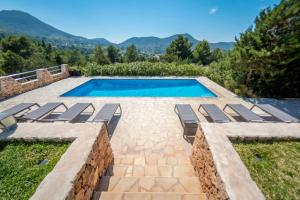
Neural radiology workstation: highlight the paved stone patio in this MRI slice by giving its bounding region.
[0,76,299,200]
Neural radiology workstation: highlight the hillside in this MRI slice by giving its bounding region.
[0,10,234,53]
[0,10,112,48]
[118,34,234,54]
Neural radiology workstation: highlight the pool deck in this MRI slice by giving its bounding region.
[1,76,300,200]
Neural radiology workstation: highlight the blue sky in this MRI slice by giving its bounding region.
[0,0,279,43]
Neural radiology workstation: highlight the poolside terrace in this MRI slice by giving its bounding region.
[0,76,300,200]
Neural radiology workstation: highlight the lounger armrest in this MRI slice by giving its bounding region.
[197,104,203,112]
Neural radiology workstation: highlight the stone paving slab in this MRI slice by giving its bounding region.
[94,192,207,200]
[105,164,195,177]
[98,176,202,193]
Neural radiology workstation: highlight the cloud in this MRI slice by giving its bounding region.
[209,7,218,15]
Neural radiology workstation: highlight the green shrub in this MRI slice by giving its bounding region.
[80,61,206,76]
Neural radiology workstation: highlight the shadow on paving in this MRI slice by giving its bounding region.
[245,98,300,119]
[107,115,121,139]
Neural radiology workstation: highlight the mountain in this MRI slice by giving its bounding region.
[0,10,113,48]
[118,34,198,54]
[118,34,234,54]
[0,10,234,53]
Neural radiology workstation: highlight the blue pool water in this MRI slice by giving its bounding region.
[61,79,217,97]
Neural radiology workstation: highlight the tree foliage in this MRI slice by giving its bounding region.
[164,35,192,62]
[229,0,300,97]
[1,36,33,59]
[211,48,223,63]
[124,45,139,63]
[107,45,120,63]
[93,46,109,65]
[193,40,211,65]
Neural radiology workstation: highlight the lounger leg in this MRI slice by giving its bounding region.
[249,105,256,110]
[174,106,179,115]
[117,104,122,115]
[62,103,68,111]
[25,103,41,114]
[119,105,122,114]
[197,105,207,116]
[34,103,41,108]
[90,104,96,114]
[197,105,202,112]
[223,105,228,112]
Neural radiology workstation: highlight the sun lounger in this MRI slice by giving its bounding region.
[0,103,40,117]
[224,104,264,122]
[93,103,122,124]
[56,103,95,122]
[0,113,17,131]
[198,104,231,123]
[250,104,299,123]
[175,104,200,127]
[22,102,68,121]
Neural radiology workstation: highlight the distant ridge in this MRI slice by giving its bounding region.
[118,34,234,53]
[0,10,112,48]
[0,10,234,53]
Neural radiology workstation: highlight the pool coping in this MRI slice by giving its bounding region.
[58,76,237,99]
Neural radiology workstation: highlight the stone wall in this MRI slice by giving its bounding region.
[67,126,113,200]
[30,123,113,200]
[0,64,69,99]
[0,76,23,98]
[191,128,229,200]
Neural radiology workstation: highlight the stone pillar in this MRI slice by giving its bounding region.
[61,64,69,75]
[0,76,23,98]
[36,68,54,85]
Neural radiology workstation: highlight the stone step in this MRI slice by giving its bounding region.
[114,155,192,166]
[93,192,207,200]
[105,164,196,177]
[96,176,202,193]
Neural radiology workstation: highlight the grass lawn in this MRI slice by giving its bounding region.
[0,141,70,200]
[233,140,300,200]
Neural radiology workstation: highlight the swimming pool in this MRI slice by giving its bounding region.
[61,79,217,97]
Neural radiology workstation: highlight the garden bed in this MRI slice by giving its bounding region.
[0,141,70,200]
[233,140,300,200]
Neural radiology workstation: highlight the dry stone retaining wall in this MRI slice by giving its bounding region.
[29,123,113,200]
[67,128,113,200]
[0,64,69,99]
[191,128,229,200]
[67,126,113,200]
